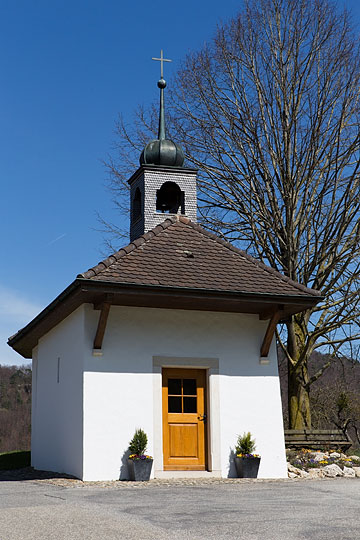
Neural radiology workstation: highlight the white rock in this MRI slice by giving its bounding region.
[329,452,341,458]
[352,467,360,478]
[349,455,360,462]
[287,463,302,475]
[307,468,325,479]
[288,472,298,479]
[287,463,309,478]
[323,464,344,477]
[343,466,355,477]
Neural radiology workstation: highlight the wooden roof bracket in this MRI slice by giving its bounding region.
[93,299,112,356]
[259,309,282,365]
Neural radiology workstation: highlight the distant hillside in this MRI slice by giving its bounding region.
[278,350,360,446]
[0,365,31,452]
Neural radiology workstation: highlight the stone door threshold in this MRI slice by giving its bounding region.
[154,470,222,479]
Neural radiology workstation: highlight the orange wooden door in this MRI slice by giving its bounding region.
[162,368,206,470]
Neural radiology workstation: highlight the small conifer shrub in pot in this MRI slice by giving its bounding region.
[127,428,153,481]
[234,432,261,478]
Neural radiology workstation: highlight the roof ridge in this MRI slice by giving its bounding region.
[178,218,321,298]
[78,216,178,279]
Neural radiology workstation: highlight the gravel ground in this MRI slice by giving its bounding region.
[0,466,296,487]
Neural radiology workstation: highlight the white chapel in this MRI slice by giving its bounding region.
[8,60,320,481]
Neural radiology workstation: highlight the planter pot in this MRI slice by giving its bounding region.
[128,459,153,481]
[235,457,261,478]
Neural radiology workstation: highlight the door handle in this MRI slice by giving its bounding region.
[197,414,207,423]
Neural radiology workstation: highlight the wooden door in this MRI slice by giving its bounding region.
[162,368,206,470]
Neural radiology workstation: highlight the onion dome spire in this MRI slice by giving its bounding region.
[140,50,184,167]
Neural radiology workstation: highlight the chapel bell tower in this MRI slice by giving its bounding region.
[129,50,197,242]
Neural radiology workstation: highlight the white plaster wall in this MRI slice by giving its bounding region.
[219,375,287,478]
[31,305,85,479]
[31,346,38,461]
[82,304,155,481]
[82,304,287,481]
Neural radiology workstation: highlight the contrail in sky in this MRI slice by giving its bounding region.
[46,233,67,247]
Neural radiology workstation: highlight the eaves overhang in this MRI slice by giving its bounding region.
[8,278,323,359]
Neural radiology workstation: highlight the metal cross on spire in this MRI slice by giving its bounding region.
[152,49,172,79]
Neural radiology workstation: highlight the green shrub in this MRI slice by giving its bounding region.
[129,428,148,456]
[0,450,31,470]
[235,432,256,455]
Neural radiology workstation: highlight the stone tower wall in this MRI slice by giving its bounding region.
[129,165,197,242]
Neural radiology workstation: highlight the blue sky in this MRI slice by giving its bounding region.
[1,0,360,366]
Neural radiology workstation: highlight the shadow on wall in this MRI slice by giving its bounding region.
[119,449,131,480]
[228,448,237,478]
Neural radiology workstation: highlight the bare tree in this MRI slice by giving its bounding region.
[105,0,360,429]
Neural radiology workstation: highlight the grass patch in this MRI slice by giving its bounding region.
[0,450,31,470]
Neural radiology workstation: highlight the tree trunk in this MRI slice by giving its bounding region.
[288,361,311,429]
[287,317,312,429]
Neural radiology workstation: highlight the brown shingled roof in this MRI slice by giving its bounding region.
[78,216,320,298]
[9,215,321,358]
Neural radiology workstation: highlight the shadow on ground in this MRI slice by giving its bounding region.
[0,467,77,482]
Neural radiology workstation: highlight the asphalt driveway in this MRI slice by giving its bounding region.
[0,478,359,539]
